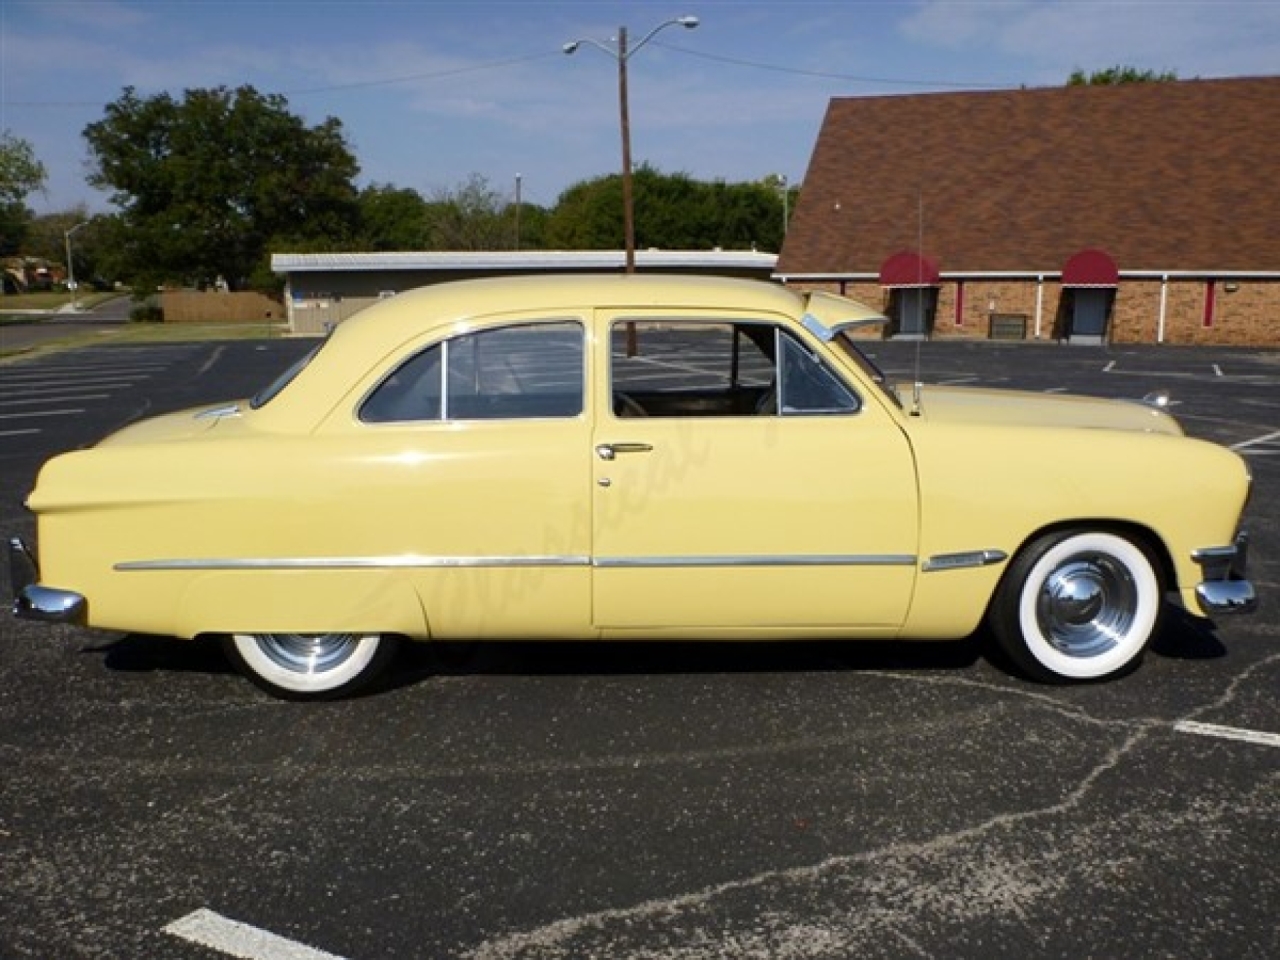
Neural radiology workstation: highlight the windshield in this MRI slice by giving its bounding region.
[831,332,902,409]
[250,342,324,409]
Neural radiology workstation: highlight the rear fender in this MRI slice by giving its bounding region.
[174,570,430,639]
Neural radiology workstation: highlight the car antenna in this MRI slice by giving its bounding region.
[909,191,925,416]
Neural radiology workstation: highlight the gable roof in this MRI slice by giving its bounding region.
[777,77,1280,277]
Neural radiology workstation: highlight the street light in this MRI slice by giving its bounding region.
[64,220,89,312]
[778,174,790,237]
[564,15,699,274]
[514,172,522,251]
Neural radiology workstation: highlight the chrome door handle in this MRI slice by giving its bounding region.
[596,442,654,460]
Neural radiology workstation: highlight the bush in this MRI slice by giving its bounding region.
[129,303,164,323]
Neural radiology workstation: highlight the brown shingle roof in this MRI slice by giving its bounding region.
[777,77,1280,276]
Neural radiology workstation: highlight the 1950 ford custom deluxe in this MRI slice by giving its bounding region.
[9,275,1256,698]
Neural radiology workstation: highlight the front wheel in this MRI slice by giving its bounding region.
[223,632,399,700]
[989,530,1163,682]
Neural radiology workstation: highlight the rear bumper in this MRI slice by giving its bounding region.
[7,537,87,625]
[1192,532,1258,616]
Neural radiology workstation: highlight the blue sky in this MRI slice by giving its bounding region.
[3,0,1279,216]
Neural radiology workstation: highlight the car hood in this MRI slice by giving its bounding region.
[907,384,1183,435]
[94,401,247,447]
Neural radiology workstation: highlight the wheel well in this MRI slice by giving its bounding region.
[1006,520,1176,592]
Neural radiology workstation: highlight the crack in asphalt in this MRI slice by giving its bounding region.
[462,655,1280,960]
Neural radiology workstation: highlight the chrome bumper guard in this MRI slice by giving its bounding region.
[1192,532,1258,616]
[7,537,87,625]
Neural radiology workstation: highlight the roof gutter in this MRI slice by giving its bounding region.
[776,269,1280,282]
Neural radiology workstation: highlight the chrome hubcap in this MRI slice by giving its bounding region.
[1037,555,1136,658]
[251,633,362,675]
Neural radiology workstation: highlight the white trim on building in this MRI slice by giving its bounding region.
[272,249,778,334]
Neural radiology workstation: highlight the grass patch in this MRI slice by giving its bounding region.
[0,291,121,318]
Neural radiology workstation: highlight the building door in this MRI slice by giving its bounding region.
[893,288,937,339]
[1070,289,1110,344]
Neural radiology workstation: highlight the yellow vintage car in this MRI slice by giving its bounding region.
[8,275,1256,698]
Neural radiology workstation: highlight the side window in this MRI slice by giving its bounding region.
[778,333,860,415]
[361,344,442,422]
[361,321,583,423]
[610,320,774,418]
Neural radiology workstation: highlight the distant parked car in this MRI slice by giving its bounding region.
[9,275,1256,698]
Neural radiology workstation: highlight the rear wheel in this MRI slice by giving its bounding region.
[223,632,398,700]
[989,530,1162,682]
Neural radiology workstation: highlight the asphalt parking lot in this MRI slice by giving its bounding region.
[1,337,1277,959]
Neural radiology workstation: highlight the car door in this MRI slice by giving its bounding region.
[590,313,919,634]
[340,318,595,638]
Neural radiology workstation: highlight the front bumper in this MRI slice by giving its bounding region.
[1192,532,1258,616]
[7,537,87,625]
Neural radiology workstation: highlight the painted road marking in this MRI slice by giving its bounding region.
[0,393,110,407]
[165,909,347,960]
[0,408,85,420]
[1174,721,1280,749]
[1232,429,1280,456]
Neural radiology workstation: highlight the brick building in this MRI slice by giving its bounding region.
[775,77,1280,345]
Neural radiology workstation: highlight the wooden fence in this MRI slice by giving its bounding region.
[159,291,285,324]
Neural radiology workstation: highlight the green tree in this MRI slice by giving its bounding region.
[83,85,360,290]
[1068,66,1179,85]
[543,166,788,253]
[24,206,110,286]
[0,130,47,257]
[358,183,430,251]
[425,174,528,251]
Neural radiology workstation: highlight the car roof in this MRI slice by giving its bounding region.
[253,275,870,431]
[348,273,806,336]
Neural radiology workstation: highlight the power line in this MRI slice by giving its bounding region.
[282,49,563,96]
[2,41,1008,110]
[652,40,1008,89]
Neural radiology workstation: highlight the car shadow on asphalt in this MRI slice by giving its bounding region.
[89,602,1227,697]
[1150,605,1229,661]
[92,633,236,677]
[399,636,986,686]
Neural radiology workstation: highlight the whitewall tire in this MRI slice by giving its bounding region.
[223,632,398,700]
[990,530,1163,682]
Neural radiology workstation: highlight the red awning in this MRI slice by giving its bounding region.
[879,250,940,288]
[1061,248,1118,287]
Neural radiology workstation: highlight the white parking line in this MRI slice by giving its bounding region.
[164,909,348,960]
[1174,721,1280,748]
[1231,429,1280,454]
[0,428,39,438]
[0,408,85,420]
[0,393,110,407]
[0,377,145,391]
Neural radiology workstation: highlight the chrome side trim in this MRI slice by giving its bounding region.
[115,555,590,572]
[594,554,916,569]
[922,549,1009,573]
[115,553,918,572]
[194,402,242,420]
